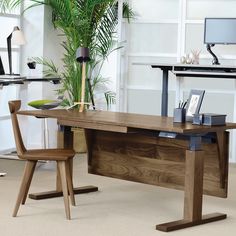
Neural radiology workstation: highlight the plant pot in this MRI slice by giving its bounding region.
[72,128,87,153]
[57,127,87,153]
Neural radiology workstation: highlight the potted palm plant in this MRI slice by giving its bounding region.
[7,0,134,108]
[4,0,134,152]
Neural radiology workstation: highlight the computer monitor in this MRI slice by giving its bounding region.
[204,18,236,65]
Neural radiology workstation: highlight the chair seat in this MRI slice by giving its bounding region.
[20,149,76,161]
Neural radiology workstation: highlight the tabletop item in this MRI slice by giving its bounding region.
[191,49,201,64]
[173,108,186,123]
[193,113,226,126]
[28,99,61,110]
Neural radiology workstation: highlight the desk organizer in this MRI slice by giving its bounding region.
[193,113,226,126]
[173,108,186,123]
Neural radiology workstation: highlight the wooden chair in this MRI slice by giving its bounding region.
[9,100,76,220]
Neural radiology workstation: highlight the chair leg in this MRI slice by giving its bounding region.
[22,161,37,205]
[13,160,37,217]
[66,160,76,206]
[56,162,62,192]
[58,161,71,220]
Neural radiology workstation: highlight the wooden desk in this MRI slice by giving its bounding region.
[18,109,236,231]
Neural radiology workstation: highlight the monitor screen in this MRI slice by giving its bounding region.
[204,18,236,45]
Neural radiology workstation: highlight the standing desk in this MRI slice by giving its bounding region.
[0,76,60,85]
[17,109,236,231]
[134,63,236,116]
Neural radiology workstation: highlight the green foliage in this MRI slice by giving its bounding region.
[0,0,11,12]
[32,57,59,77]
[6,0,134,108]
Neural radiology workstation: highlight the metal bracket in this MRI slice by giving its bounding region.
[189,135,202,151]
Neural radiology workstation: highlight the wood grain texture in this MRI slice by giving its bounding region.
[88,130,229,198]
[184,150,204,221]
[28,186,99,200]
[156,213,227,232]
[13,161,37,217]
[58,161,71,220]
[17,109,236,134]
[59,118,128,133]
[21,161,37,205]
[216,131,229,188]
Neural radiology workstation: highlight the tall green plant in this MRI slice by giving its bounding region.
[7,0,134,108]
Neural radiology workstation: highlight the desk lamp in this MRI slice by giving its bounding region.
[7,26,26,75]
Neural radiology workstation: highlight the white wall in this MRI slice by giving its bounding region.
[20,3,61,149]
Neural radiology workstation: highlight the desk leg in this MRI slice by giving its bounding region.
[156,149,226,232]
[161,69,169,117]
[28,126,98,200]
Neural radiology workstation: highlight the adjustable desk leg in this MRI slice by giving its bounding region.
[28,126,98,200]
[161,69,169,116]
[156,137,226,232]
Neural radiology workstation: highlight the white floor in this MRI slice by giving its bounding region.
[0,155,236,236]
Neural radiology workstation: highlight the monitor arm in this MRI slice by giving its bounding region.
[206,44,220,65]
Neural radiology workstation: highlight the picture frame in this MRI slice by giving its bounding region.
[185,90,205,121]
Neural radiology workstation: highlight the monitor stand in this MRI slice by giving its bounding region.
[207,44,220,65]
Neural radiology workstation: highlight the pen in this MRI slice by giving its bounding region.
[182,100,188,109]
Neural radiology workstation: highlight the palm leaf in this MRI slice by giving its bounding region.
[32,57,59,77]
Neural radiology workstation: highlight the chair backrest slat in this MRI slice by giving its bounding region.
[8,100,26,157]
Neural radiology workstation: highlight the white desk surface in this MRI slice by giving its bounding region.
[133,62,236,69]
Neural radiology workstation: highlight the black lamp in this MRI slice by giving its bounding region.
[7,26,26,75]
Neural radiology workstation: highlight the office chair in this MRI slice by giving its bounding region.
[9,100,76,219]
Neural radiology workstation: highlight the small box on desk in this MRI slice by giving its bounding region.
[193,113,226,126]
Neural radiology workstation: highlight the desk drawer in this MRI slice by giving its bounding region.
[58,119,128,133]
